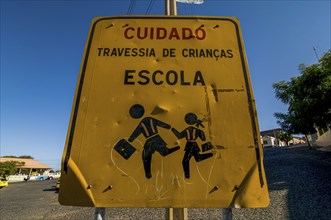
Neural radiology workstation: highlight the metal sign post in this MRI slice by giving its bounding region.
[222,208,233,220]
[165,1,231,220]
[165,0,177,15]
[94,207,105,220]
[165,1,187,220]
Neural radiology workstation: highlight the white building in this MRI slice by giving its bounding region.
[262,136,286,147]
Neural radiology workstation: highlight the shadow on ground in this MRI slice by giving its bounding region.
[265,145,331,220]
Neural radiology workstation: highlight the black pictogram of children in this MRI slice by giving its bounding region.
[171,113,213,179]
[113,104,213,179]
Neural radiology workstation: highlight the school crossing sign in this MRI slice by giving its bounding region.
[59,16,270,208]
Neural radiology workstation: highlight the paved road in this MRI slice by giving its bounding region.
[1,145,330,219]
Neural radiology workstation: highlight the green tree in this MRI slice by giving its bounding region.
[18,155,34,159]
[273,50,331,148]
[2,155,34,159]
[0,161,25,175]
[277,131,293,146]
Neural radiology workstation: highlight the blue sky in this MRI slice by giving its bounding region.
[1,0,330,169]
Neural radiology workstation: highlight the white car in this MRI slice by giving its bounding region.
[47,173,61,180]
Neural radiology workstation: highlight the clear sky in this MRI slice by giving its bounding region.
[1,0,330,170]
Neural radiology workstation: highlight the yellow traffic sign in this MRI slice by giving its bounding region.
[59,16,269,208]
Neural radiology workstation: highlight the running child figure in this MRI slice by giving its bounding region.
[128,104,180,179]
[171,113,213,179]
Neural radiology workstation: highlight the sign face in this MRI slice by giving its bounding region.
[60,16,269,208]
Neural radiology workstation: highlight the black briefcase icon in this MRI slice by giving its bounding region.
[202,142,213,152]
[114,139,136,160]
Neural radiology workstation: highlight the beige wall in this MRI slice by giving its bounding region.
[316,129,331,147]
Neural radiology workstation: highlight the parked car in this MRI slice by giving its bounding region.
[47,172,61,180]
[35,174,48,181]
[0,178,9,188]
[24,174,47,181]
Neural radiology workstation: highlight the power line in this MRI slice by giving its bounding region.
[145,0,155,15]
[127,0,136,15]
[313,47,320,61]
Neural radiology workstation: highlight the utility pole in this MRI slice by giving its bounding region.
[164,1,232,219]
[165,0,177,15]
[165,2,186,220]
